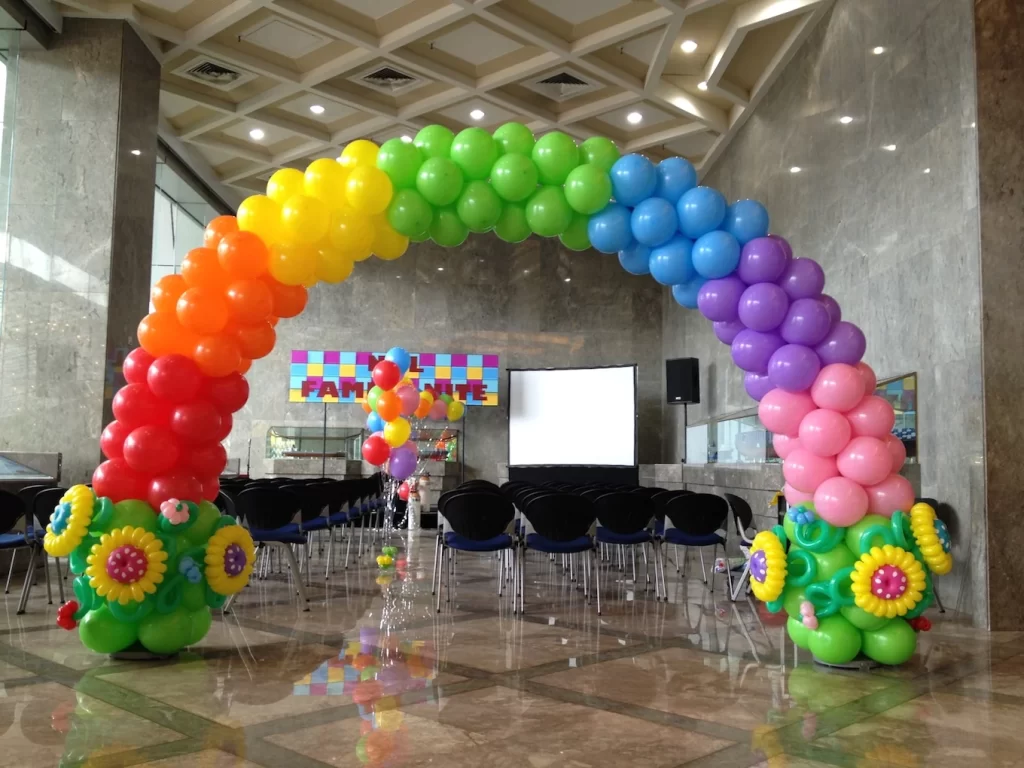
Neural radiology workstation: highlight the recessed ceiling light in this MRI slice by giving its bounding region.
[839,115,853,124]
[470,109,485,121]
[437,266,444,271]
[790,166,802,174]
[249,128,265,141]
[564,277,571,283]
[872,46,885,55]
[309,104,325,115]
[923,168,931,174]
[697,81,708,91]
[400,135,413,143]
[626,111,643,125]
[680,40,698,54]
[883,144,897,151]
[130,149,141,156]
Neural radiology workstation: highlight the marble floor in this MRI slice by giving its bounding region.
[0,533,1020,768]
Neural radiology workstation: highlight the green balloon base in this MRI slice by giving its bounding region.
[812,654,881,671]
[110,642,179,661]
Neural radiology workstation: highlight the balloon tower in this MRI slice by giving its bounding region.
[39,121,947,662]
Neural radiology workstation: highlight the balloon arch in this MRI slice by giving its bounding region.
[41,123,951,664]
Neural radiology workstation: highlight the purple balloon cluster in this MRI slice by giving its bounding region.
[697,236,866,402]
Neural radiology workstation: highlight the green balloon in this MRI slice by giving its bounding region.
[525,185,572,237]
[456,180,502,233]
[376,138,423,189]
[416,156,463,207]
[387,188,433,237]
[861,618,917,665]
[181,581,206,611]
[808,615,862,665]
[811,543,856,581]
[138,606,194,655]
[450,127,498,181]
[494,202,531,243]
[410,229,430,243]
[413,124,454,159]
[580,136,620,172]
[564,163,613,215]
[840,604,888,631]
[844,514,892,555]
[490,153,538,202]
[368,385,384,412]
[783,515,798,544]
[782,585,807,617]
[440,394,453,404]
[787,615,812,650]
[79,604,139,654]
[559,213,591,251]
[107,500,159,532]
[429,207,468,247]
[182,502,221,547]
[187,608,212,645]
[493,122,535,156]
[532,131,579,185]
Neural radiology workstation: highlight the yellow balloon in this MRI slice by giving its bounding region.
[383,417,411,447]
[345,166,393,214]
[267,243,316,286]
[316,247,354,284]
[372,217,409,261]
[447,400,465,421]
[329,207,375,258]
[375,710,403,732]
[280,194,330,245]
[267,168,305,205]
[339,139,380,171]
[237,195,281,245]
[421,390,434,405]
[304,159,348,207]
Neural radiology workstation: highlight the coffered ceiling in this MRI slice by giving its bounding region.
[51,0,832,205]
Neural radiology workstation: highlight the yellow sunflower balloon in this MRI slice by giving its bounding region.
[850,545,926,618]
[85,526,168,605]
[205,524,256,595]
[908,502,953,575]
[44,485,100,558]
[748,530,787,603]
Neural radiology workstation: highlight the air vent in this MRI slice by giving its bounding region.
[524,67,602,102]
[351,64,426,96]
[173,56,258,91]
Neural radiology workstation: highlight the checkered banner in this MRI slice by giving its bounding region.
[289,350,500,406]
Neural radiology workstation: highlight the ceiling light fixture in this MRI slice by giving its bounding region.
[470,109,485,121]
[564,277,571,283]
[839,115,853,124]
[626,111,643,125]
[697,81,708,91]
[130,149,141,156]
[790,166,802,173]
[883,144,897,151]
[309,104,325,115]
[680,40,698,53]
[872,46,885,55]
[437,266,444,271]
[923,168,931,174]
[249,128,265,141]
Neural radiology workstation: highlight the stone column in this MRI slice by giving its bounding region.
[0,19,160,484]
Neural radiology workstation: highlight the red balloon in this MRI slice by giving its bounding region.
[112,384,169,429]
[210,412,233,443]
[123,425,181,475]
[123,348,155,385]
[202,372,249,413]
[372,360,402,391]
[170,401,222,445]
[148,472,203,508]
[146,354,203,403]
[100,420,131,460]
[362,434,390,465]
[187,442,228,476]
[200,475,221,502]
[398,482,410,501]
[92,459,149,503]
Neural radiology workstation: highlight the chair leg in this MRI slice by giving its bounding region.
[431,533,441,595]
[730,561,749,602]
[358,521,364,557]
[658,542,668,601]
[699,548,708,585]
[934,583,946,613]
[594,549,602,615]
[17,546,37,614]
[55,557,65,603]
[223,591,238,614]
[436,546,446,613]
[280,543,310,610]
[344,524,354,569]
[43,552,53,605]
[5,550,16,593]
[325,527,335,580]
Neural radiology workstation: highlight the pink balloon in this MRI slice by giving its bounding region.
[396,386,420,417]
[783,449,839,493]
[758,389,815,437]
[810,363,865,412]
[773,433,801,460]
[846,395,896,438]
[428,400,448,420]
[784,482,815,506]
[856,361,877,393]
[836,436,891,486]
[814,476,869,526]
[798,408,852,457]
[882,433,907,472]
[866,474,915,517]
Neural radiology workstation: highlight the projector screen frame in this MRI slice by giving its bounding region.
[506,363,639,469]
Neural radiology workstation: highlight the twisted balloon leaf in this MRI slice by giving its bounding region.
[786,549,818,587]
[793,519,844,553]
[108,598,154,623]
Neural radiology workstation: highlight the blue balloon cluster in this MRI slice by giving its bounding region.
[588,154,769,309]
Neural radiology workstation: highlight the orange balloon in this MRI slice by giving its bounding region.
[204,215,238,250]
[234,321,276,359]
[218,230,268,279]
[263,278,307,318]
[138,312,198,357]
[268,316,279,327]
[194,335,242,378]
[151,274,187,314]
[362,400,372,414]
[414,400,431,419]
[377,390,402,422]
[225,279,273,325]
[176,286,229,335]
[181,247,228,290]
[237,359,252,374]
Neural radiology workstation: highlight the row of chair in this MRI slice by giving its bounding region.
[0,484,69,613]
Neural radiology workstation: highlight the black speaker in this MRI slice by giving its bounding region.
[666,358,699,404]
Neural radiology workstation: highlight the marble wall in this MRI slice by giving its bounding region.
[0,20,160,484]
[662,0,985,623]
[231,235,665,481]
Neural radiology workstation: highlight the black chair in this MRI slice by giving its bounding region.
[593,492,662,599]
[662,493,731,594]
[723,493,759,602]
[520,493,599,612]
[459,479,500,492]
[0,490,41,614]
[434,486,503,593]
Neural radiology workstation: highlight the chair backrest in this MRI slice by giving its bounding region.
[664,493,730,536]
[214,491,236,518]
[280,483,327,524]
[235,487,301,530]
[580,488,606,502]
[32,487,68,531]
[632,486,666,499]
[650,489,690,520]
[459,479,499,492]
[523,493,596,542]
[723,493,754,536]
[0,490,26,536]
[442,491,515,541]
[593,492,655,534]
[17,484,53,516]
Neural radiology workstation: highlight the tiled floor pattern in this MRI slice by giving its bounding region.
[0,532,1020,767]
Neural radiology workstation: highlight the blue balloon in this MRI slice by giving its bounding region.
[724,199,769,244]
[587,203,634,253]
[677,186,727,239]
[367,412,385,432]
[692,230,741,279]
[630,197,677,247]
[618,243,651,275]
[655,157,697,204]
[384,346,411,375]
[609,154,657,207]
[649,235,695,286]
[672,277,707,309]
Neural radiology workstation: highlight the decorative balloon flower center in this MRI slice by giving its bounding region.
[160,498,189,525]
[750,550,768,583]
[223,543,248,577]
[50,502,72,535]
[870,565,908,600]
[935,520,951,553]
[106,545,149,585]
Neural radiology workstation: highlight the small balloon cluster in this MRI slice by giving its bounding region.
[359,346,465,481]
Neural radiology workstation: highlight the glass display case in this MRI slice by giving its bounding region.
[266,426,364,460]
[410,426,463,482]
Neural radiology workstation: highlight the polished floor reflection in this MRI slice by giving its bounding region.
[0,533,1020,767]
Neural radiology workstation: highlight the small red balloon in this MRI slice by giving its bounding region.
[123,425,181,475]
[372,360,401,391]
[398,482,410,501]
[202,372,250,413]
[123,348,155,385]
[146,354,203,403]
[149,472,203,508]
[112,383,169,429]
[200,475,221,502]
[92,459,149,503]
[362,434,390,466]
[100,420,132,460]
[170,401,222,445]
[187,442,228,476]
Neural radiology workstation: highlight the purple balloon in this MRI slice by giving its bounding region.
[731,329,784,374]
[714,319,744,345]
[738,282,789,332]
[768,234,793,261]
[744,372,775,401]
[779,297,832,346]
[768,344,822,392]
[738,237,790,284]
[815,321,866,365]
[779,258,825,300]
[698,276,745,322]
[820,293,842,327]
[387,445,418,480]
